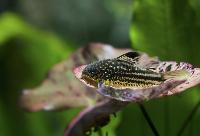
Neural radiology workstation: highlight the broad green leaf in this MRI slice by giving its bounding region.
[0,12,74,136]
[128,1,200,136]
[130,0,200,65]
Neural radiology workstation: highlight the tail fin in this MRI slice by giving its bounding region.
[163,70,190,80]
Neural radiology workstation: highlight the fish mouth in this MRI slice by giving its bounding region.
[73,65,87,79]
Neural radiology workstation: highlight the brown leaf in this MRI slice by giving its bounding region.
[64,100,128,136]
[20,43,132,111]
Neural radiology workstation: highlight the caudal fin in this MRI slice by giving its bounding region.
[163,70,190,80]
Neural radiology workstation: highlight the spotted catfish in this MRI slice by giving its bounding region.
[74,52,189,90]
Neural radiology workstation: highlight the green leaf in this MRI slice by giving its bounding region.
[129,1,200,136]
[0,12,74,136]
[130,0,200,65]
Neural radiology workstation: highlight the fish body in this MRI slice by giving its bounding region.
[81,52,165,89]
[73,51,191,102]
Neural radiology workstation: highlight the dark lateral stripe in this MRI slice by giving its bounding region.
[109,71,162,82]
[121,77,161,85]
[124,72,163,81]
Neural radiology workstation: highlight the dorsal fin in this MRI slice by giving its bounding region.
[116,52,140,63]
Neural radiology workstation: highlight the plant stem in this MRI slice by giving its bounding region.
[105,131,108,136]
[138,103,160,136]
[98,127,103,136]
[177,100,200,136]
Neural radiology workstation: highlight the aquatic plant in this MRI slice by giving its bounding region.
[21,44,200,136]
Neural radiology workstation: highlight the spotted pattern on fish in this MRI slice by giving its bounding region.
[81,52,166,89]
